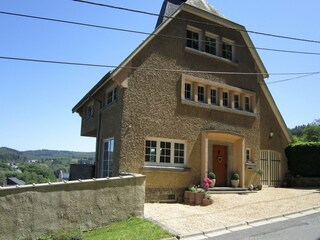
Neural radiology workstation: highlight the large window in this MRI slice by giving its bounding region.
[145,138,186,167]
[101,138,114,177]
[187,29,200,50]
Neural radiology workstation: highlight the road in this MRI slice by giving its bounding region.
[210,212,320,240]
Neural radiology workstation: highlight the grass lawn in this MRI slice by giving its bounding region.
[43,216,173,240]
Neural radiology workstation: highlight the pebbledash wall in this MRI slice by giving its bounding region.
[0,174,145,240]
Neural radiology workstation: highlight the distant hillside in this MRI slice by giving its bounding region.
[0,147,95,163]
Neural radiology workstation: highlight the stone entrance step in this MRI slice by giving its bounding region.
[208,187,256,194]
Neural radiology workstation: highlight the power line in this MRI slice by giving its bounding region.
[267,72,320,84]
[1,11,320,56]
[74,0,320,44]
[1,55,319,78]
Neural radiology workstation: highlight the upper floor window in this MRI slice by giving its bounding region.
[223,91,229,107]
[187,27,201,50]
[244,96,251,111]
[234,94,240,109]
[205,33,218,56]
[210,88,217,105]
[145,138,186,167]
[185,82,192,100]
[85,102,94,119]
[222,38,234,61]
[105,87,117,106]
[198,85,205,103]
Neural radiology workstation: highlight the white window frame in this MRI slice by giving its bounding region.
[186,26,202,51]
[222,38,235,61]
[101,137,114,177]
[210,87,218,105]
[144,137,187,167]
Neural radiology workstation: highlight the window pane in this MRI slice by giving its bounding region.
[210,89,217,105]
[145,140,157,162]
[160,141,171,163]
[205,36,216,55]
[223,92,229,107]
[174,143,185,164]
[234,95,240,109]
[185,83,192,100]
[222,43,233,61]
[187,30,199,50]
[245,96,251,111]
[198,86,205,103]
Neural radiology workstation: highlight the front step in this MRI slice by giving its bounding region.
[208,187,256,194]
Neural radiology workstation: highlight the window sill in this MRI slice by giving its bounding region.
[185,47,238,66]
[141,165,191,172]
[181,99,256,118]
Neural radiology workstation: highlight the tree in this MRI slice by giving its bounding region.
[302,125,320,142]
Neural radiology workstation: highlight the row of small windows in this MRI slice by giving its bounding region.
[145,139,185,166]
[186,26,234,61]
[185,82,253,112]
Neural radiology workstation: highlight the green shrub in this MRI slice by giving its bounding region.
[285,142,320,177]
[231,173,239,180]
[52,229,82,240]
[208,172,216,179]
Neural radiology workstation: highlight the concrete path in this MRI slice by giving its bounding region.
[144,188,320,239]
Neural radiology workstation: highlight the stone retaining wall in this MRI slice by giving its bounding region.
[0,174,145,240]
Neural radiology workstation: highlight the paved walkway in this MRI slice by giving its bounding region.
[144,188,320,238]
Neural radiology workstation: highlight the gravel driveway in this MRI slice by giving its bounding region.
[144,188,320,236]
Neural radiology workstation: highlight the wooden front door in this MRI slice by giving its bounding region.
[212,145,228,186]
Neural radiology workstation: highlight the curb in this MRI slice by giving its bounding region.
[166,206,320,240]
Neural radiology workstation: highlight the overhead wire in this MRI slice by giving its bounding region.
[73,0,320,44]
[0,10,320,56]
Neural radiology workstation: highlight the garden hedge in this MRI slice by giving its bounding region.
[285,142,320,177]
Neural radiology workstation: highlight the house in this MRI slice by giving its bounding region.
[72,0,292,201]
[6,177,25,186]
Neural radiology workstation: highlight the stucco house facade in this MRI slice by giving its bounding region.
[72,0,291,202]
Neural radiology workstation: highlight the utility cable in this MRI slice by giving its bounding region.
[267,72,320,84]
[0,11,319,56]
[73,0,320,44]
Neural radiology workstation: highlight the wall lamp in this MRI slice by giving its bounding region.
[269,132,274,139]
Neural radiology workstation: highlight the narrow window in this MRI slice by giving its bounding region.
[145,140,157,163]
[246,148,251,161]
[222,42,233,61]
[234,94,240,109]
[174,143,185,164]
[245,96,251,111]
[185,82,192,100]
[198,85,205,103]
[105,87,117,106]
[86,103,94,119]
[187,30,200,50]
[101,138,114,177]
[160,141,171,163]
[223,91,229,107]
[205,36,217,55]
[210,89,217,105]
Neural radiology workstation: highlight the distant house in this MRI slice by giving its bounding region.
[72,0,291,201]
[6,177,25,186]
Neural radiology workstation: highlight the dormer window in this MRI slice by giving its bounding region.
[222,38,235,61]
[187,26,201,50]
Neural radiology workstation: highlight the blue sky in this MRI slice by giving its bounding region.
[0,0,319,152]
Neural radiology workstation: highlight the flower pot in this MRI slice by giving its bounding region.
[195,192,205,205]
[210,179,216,188]
[202,198,213,206]
[189,192,196,205]
[184,191,191,204]
[231,179,239,188]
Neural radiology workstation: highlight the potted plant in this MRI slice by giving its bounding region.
[189,185,197,205]
[195,188,205,205]
[202,194,213,206]
[231,172,240,188]
[208,172,216,188]
[202,177,213,190]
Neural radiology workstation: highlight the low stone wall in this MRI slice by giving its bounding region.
[292,177,320,187]
[0,174,145,240]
